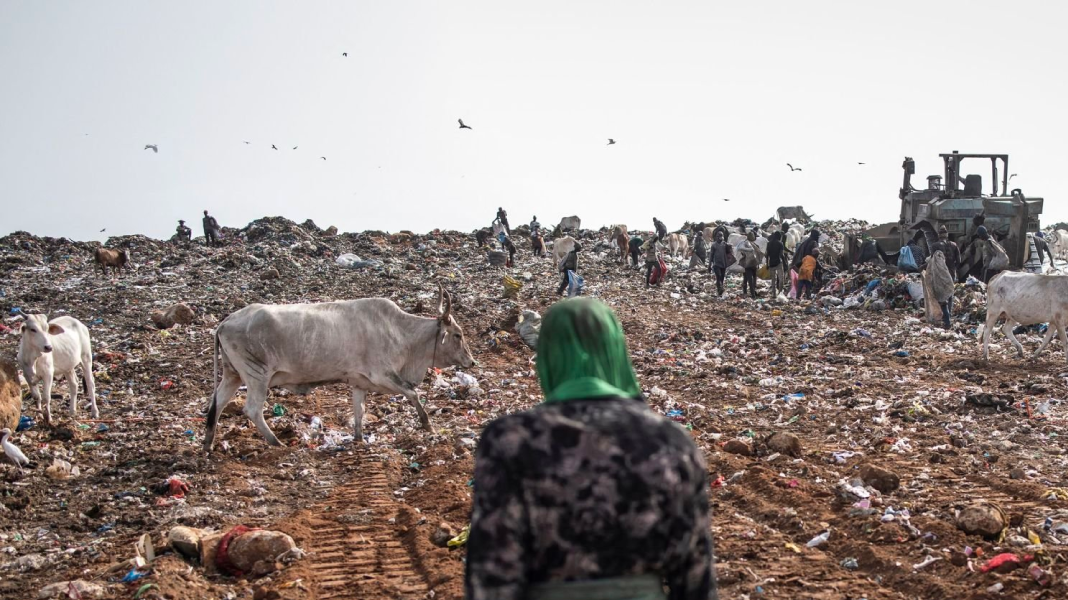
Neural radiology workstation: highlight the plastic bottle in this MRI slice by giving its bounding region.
[806,531,830,548]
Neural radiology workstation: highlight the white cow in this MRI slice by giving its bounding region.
[981,272,1068,363]
[17,314,98,424]
[665,233,687,257]
[203,286,475,450]
[552,235,578,267]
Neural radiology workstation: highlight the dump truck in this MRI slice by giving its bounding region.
[857,151,1043,275]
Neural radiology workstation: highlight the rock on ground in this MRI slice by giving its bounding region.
[0,359,20,431]
[858,463,900,494]
[38,580,106,598]
[226,529,298,577]
[430,522,457,548]
[957,503,1007,538]
[766,432,803,457]
[150,303,195,329]
[723,439,753,456]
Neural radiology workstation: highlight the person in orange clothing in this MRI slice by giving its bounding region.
[797,247,820,299]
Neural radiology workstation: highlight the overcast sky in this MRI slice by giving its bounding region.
[2,1,1066,241]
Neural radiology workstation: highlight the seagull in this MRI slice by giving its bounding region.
[607,139,616,145]
[320,156,327,161]
[144,144,158,153]
[1,428,29,473]
[458,119,472,130]
[271,145,278,150]
[342,52,348,57]
[787,163,802,171]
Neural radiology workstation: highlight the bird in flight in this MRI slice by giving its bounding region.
[1009,173,1018,181]
[320,156,327,161]
[787,163,801,171]
[857,162,866,165]
[144,144,158,153]
[242,141,250,145]
[342,52,348,57]
[271,145,278,150]
[458,119,472,129]
[100,228,106,232]
[292,146,298,150]
[723,198,730,202]
[607,139,616,145]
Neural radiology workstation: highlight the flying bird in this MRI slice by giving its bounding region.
[458,119,472,129]
[1008,173,1018,181]
[607,139,616,145]
[320,156,327,160]
[342,52,348,57]
[271,145,278,150]
[144,144,158,153]
[292,146,298,150]
[857,162,866,165]
[242,141,250,145]
[723,198,730,202]
[1,428,29,473]
[787,163,801,171]
[100,228,106,232]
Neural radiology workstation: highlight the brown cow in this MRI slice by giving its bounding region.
[94,248,128,276]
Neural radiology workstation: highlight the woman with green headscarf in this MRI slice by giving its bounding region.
[465,298,717,600]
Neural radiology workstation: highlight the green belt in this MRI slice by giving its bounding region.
[527,574,666,600]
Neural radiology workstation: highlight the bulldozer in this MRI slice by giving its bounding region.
[853,151,1043,277]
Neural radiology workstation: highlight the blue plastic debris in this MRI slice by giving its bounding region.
[853,328,872,338]
[97,423,109,433]
[894,350,909,358]
[122,569,146,583]
[783,393,805,402]
[16,415,35,432]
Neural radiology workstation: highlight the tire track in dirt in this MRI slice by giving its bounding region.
[302,448,429,600]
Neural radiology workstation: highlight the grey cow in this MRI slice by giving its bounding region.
[203,286,475,451]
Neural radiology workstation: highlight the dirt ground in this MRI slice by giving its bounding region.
[1,219,1067,599]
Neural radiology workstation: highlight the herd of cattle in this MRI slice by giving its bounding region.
[9,223,1068,455]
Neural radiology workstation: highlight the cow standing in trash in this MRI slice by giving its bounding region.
[203,286,476,450]
[981,271,1068,363]
[17,313,98,425]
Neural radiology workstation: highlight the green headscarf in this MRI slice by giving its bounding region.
[536,298,642,403]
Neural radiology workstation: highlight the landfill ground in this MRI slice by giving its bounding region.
[2,217,1068,600]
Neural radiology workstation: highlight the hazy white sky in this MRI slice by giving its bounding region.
[2,1,1066,241]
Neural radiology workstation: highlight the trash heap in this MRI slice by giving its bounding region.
[0,216,1066,600]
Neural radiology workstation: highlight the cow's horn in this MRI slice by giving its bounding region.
[442,290,452,318]
[437,283,445,314]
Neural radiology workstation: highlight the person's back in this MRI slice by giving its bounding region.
[767,236,783,267]
[799,255,818,281]
[467,399,712,598]
[465,298,715,600]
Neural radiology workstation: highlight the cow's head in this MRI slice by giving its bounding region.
[436,285,475,369]
[19,313,63,354]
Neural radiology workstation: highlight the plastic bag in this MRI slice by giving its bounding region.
[503,275,522,298]
[336,254,381,269]
[987,239,1010,271]
[897,246,917,271]
[788,269,799,299]
[757,264,770,280]
[566,271,584,297]
[515,310,541,350]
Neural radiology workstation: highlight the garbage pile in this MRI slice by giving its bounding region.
[0,215,1066,600]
